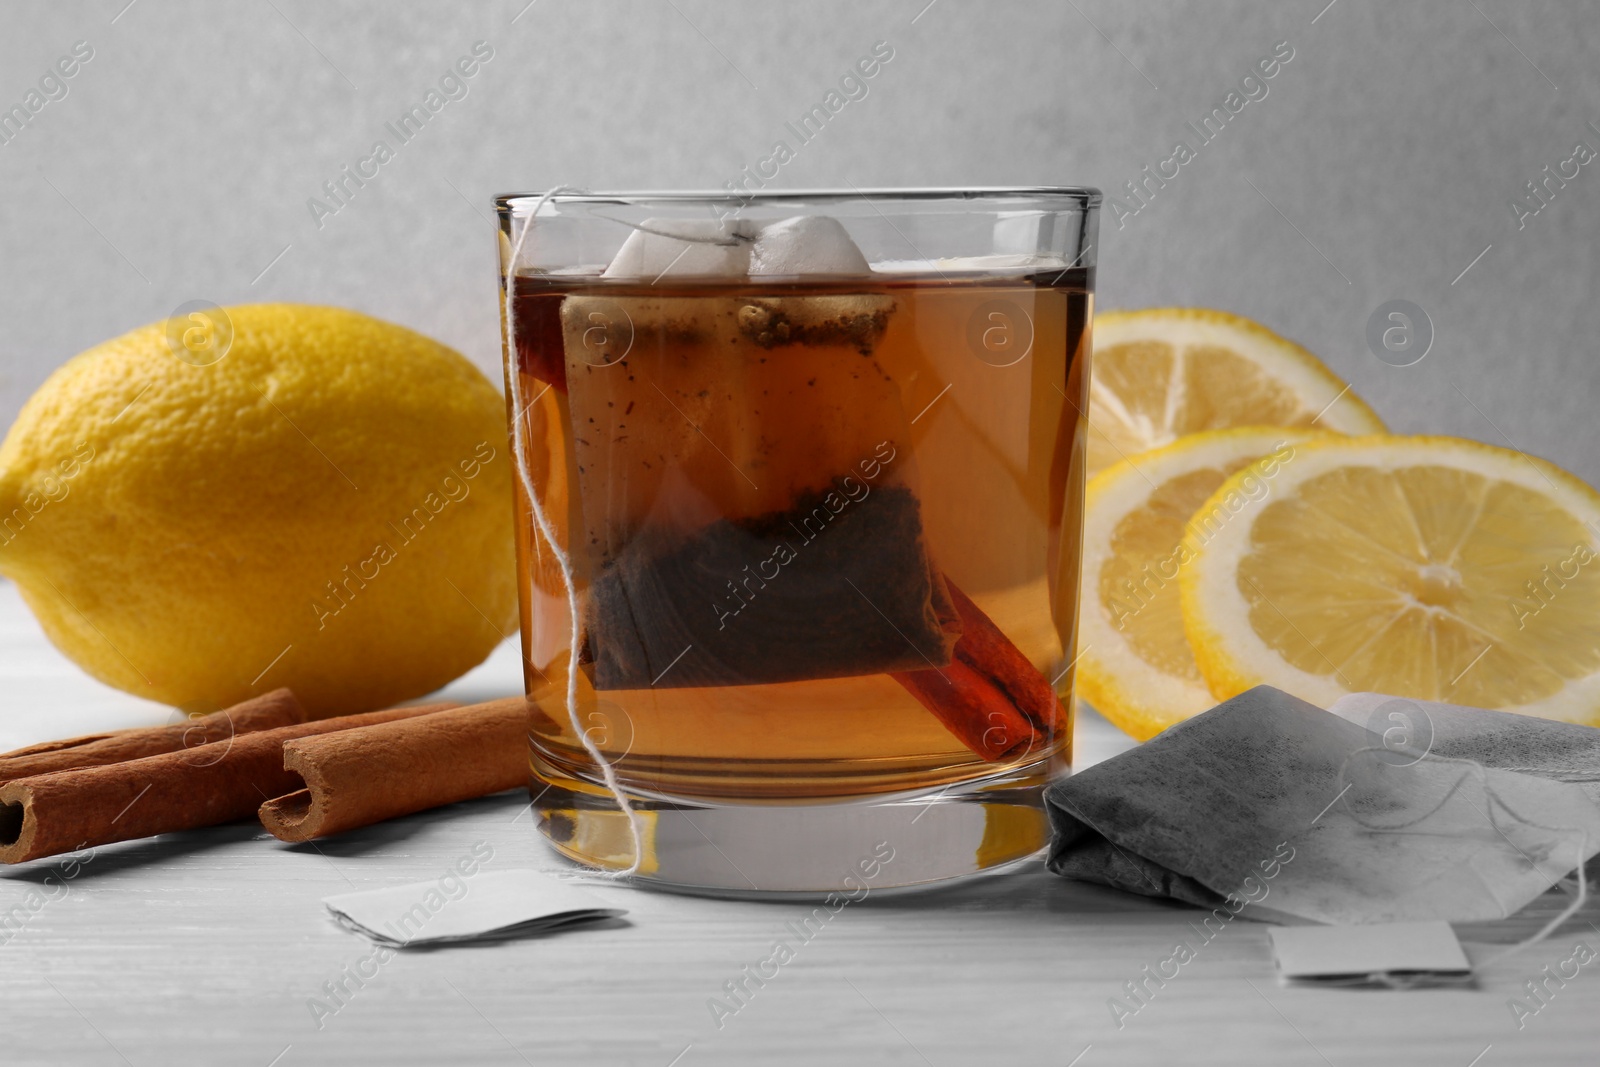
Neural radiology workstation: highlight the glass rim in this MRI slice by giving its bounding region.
[495,186,1102,215]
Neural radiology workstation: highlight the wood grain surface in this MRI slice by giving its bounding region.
[1,582,1596,1066]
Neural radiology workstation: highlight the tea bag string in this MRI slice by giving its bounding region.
[503,184,645,880]
[586,213,755,246]
[1337,746,1591,968]
[1297,970,1476,992]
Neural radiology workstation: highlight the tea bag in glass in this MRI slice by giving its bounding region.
[558,218,958,690]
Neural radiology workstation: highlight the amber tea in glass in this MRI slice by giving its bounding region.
[497,189,1099,894]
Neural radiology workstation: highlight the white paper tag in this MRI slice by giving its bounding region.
[324,869,625,948]
[1268,921,1472,986]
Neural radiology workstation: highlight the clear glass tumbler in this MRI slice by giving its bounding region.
[496,188,1099,894]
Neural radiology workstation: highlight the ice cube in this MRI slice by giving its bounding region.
[602,216,871,280]
[748,216,870,277]
[992,211,1045,255]
[602,219,756,280]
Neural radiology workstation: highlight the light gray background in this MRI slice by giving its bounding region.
[3,0,1598,482]
[4,9,1600,1065]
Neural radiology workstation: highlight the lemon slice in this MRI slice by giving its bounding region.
[1077,427,1329,740]
[1087,308,1384,478]
[1180,435,1600,723]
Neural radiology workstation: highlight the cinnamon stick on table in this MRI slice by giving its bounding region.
[0,701,454,864]
[0,688,306,786]
[259,697,528,842]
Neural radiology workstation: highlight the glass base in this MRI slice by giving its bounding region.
[532,759,1057,898]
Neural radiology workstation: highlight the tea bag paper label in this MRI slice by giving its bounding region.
[324,869,624,948]
[1269,921,1470,982]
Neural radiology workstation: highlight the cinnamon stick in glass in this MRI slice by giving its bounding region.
[258,697,527,842]
[0,701,454,864]
[892,579,1063,761]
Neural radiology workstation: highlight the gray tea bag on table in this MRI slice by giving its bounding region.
[1045,686,1600,925]
[1328,692,1600,805]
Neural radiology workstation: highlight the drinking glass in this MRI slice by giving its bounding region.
[496,188,1099,894]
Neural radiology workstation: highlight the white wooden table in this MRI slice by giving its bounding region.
[1,579,1595,1066]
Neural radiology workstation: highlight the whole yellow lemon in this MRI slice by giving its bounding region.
[0,304,517,717]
